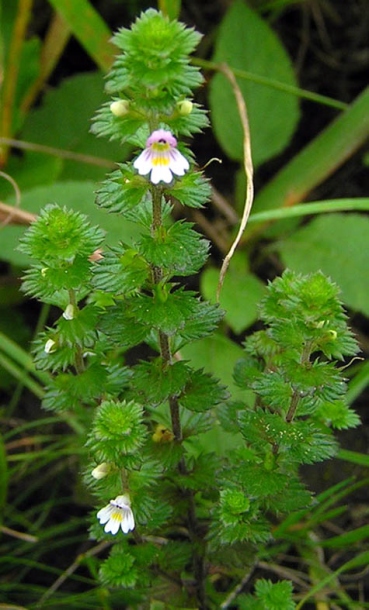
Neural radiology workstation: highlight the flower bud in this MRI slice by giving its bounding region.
[110,100,130,117]
[44,339,56,354]
[63,304,75,320]
[177,100,193,115]
[91,463,111,480]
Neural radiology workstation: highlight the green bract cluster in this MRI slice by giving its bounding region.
[20,9,359,609]
[91,8,208,144]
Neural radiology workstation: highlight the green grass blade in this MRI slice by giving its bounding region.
[196,57,347,111]
[0,331,49,385]
[248,198,369,224]
[296,551,369,609]
[337,449,369,468]
[0,353,44,398]
[47,0,114,72]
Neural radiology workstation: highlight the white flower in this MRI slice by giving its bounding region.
[62,304,75,320]
[91,463,110,480]
[133,129,189,185]
[97,495,135,535]
[44,339,56,354]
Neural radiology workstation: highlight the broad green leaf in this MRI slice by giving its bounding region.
[276,213,369,316]
[4,153,62,197]
[2,181,141,267]
[21,72,129,181]
[201,254,266,333]
[209,0,300,166]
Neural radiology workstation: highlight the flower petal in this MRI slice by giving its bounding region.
[97,504,113,524]
[150,165,173,184]
[133,149,154,176]
[104,513,121,535]
[169,149,190,175]
[121,508,135,533]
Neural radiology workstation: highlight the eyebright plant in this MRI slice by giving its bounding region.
[19,9,360,609]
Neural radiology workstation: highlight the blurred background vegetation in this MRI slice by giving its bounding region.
[0,0,369,607]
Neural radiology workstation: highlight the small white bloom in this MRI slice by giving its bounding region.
[62,304,75,320]
[44,339,56,354]
[110,99,130,117]
[133,129,189,185]
[97,494,135,535]
[91,463,110,480]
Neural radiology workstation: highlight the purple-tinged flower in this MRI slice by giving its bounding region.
[97,494,135,535]
[133,129,189,184]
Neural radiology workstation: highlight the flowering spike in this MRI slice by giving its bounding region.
[133,129,189,184]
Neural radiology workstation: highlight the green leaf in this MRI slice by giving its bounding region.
[254,579,296,610]
[21,72,127,181]
[132,360,189,406]
[99,301,150,349]
[95,166,150,218]
[209,0,300,166]
[277,213,369,316]
[201,256,266,333]
[99,544,138,588]
[131,290,222,338]
[139,221,209,276]
[167,171,211,208]
[179,368,228,412]
[92,246,149,295]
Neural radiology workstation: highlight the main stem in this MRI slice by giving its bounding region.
[151,185,207,608]
[151,187,182,442]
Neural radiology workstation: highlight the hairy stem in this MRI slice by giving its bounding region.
[151,184,206,606]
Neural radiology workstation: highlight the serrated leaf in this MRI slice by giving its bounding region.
[277,213,369,316]
[99,302,150,349]
[179,368,228,412]
[138,221,209,275]
[254,579,296,610]
[167,171,211,208]
[133,360,190,406]
[209,1,299,166]
[131,290,221,338]
[92,246,149,295]
[95,165,150,217]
